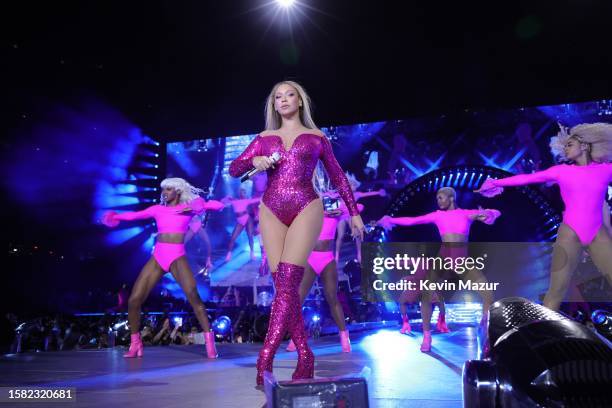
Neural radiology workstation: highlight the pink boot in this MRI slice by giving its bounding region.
[205,331,218,359]
[420,330,432,352]
[256,262,314,385]
[123,333,143,358]
[286,339,296,352]
[436,313,450,333]
[400,318,412,334]
[339,330,351,353]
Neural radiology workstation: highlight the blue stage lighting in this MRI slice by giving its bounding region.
[212,315,232,335]
[592,310,609,326]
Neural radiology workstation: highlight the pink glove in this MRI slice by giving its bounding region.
[481,209,501,225]
[102,211,119,227]
[477,178,504,198]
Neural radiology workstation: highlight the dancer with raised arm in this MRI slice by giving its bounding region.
[229,81,364,387]
[476,123,612,310]
[378,187,501,351]
[102,178,224,359]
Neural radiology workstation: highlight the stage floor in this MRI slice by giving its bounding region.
[1,326,478,407]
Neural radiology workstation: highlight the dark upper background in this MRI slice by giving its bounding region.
[3,1,612,142]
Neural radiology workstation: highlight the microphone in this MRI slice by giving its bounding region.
[240,152,281,182]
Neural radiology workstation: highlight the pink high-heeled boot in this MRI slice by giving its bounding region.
[124,332,143,358]
[339,330,351,353]
[420,330,432,352]
[436,312,450,333]
[256,262,314,385]
[400,315,412,334]
[204,331,218,359]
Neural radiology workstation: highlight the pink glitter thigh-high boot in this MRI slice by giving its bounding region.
[282,263,314,380]
[256,264,293,385]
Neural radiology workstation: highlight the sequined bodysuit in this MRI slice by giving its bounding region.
[229,133,359,226]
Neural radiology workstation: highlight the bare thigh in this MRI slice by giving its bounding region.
[588,225,612,283]
[259,202,289,273]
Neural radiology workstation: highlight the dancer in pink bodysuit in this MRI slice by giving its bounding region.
[185,214,213,270]
[285,202,365,353]
[378,187,501,352]
[329,174,386,263]
[477,122,612,310]
[222,188,261,261]
[102,178,224,359]
[229,81,364,387]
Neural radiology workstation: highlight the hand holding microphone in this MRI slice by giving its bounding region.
[241,152,281,182]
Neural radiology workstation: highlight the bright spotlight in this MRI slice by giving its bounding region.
[277,0,295,8]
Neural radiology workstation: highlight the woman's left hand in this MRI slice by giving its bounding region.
[350,215,365,241]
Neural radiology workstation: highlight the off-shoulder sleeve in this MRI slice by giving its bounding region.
[319,136,359,216]
[229,135,262,178]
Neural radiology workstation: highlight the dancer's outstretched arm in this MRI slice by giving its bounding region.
[377,212,437,230]
[475,166,559,197]
[467,208,502,225]
[184,197,225,214]
[102,206,156,227]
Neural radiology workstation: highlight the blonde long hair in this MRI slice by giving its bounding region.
[550,122,612,163]
[160,178,204,204]
[264,80,317,130]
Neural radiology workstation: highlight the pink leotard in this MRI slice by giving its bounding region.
[228,197,261,226]
[479,162,612,244]
[307,203,365,275]
[229,133,358,226]
[387,208,501,237]
[102,197,224,271]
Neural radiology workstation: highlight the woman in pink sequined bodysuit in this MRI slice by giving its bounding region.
[476,122,612,310]
[229,81,364,387]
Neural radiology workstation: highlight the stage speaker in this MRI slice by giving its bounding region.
[264,371,369,408]
[463,297,612,407]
